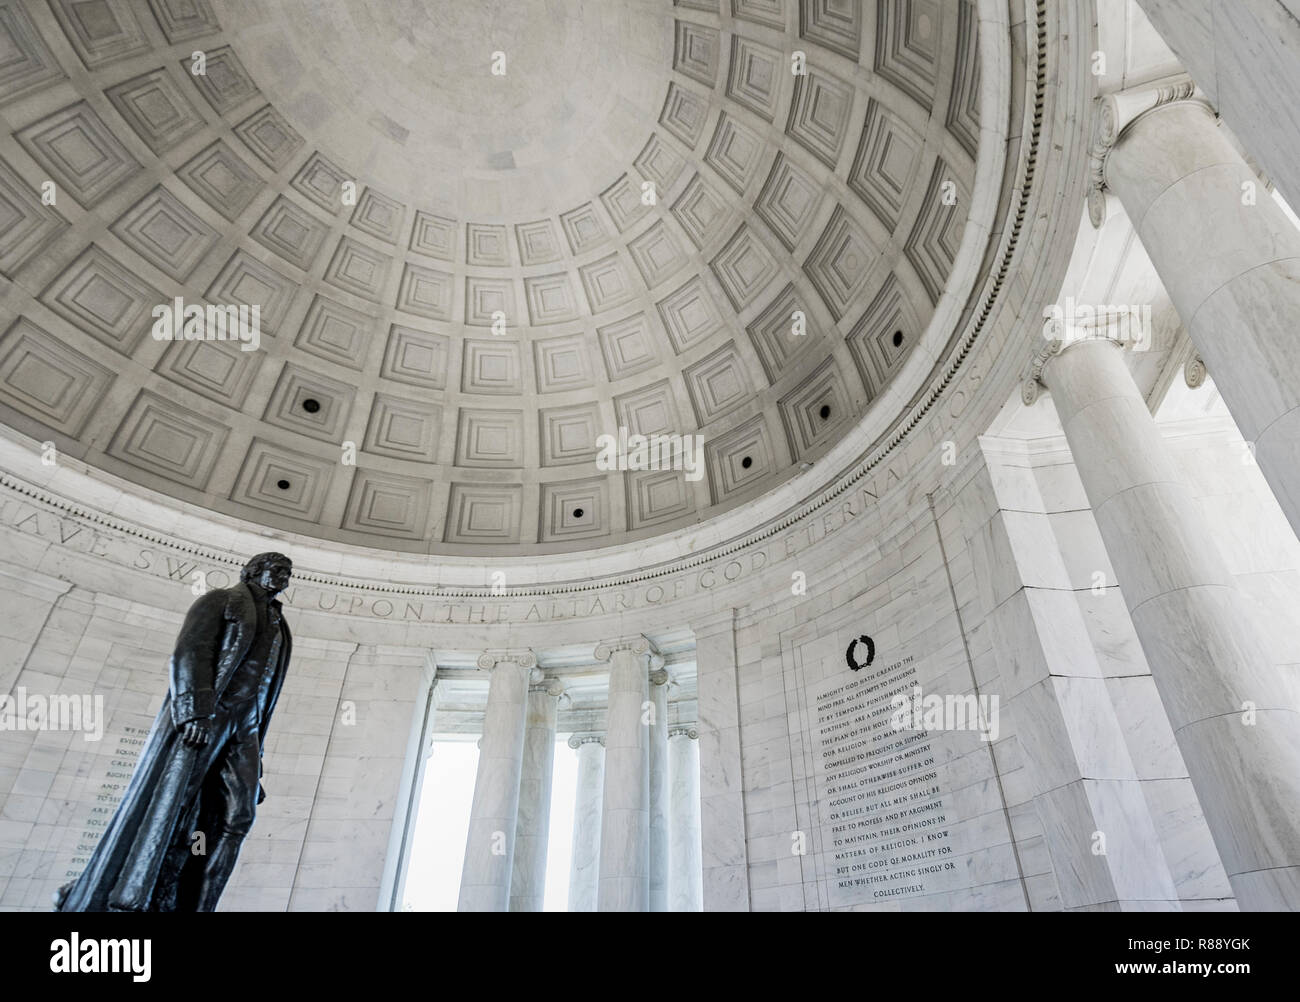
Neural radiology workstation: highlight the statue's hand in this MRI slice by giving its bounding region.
[181,720,212,748]
[257,782,267,806]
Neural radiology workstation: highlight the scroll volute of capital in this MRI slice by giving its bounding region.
[594,636,651,662]
[1021,337,1065,406]
[476,651,538,671]
[1095,95,1121,153]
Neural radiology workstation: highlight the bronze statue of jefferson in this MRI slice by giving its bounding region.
[56,552,294,911]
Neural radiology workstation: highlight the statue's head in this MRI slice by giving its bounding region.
[241,552,292,596]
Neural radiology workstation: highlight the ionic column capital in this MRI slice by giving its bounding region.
[593,634,658,663]
[1021,331,1132,406]
[530,677,567,701]
[1021,336,1064,406]
[668,726,699,740]
[1088,79,1212,227]
[649,667,671,687]
[1184,354,1208,389]
[476,649,538,672]
[567,732,605,750]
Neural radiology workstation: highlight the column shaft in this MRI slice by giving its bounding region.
[1134,0,1300,210]
[566,737,604,912]
[508,684,559,912]
[597,644,651,911]
[648,672,670,912]
[457,658,532,912]
[1042,339,1300,909]
[1105,99,1300,538]
[668,729,703,912]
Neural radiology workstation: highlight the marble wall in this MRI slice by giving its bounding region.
[731,472,1040,911]
[0,584,177,910]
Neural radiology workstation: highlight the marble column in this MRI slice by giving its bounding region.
[457,651,536,912]
[668,726,703,912]
[1029,337,1300,909]
[1092,87,1300,539]
[508,677,564,912]
[382,667,442,911]
[566,734,605,912]
[648,666,670,912]
[594,635,659,911]
[1135,0,1300,211]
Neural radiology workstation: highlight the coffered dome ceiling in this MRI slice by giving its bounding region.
[0,0,984,554]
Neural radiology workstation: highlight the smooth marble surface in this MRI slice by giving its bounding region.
[509,685,560,912]
[1044,338,1300,909]
[567,737,605,912]
[1107,99,1300,539]
[691,610,750,911]
[668,731,703,911]
[457,659,531,912]
[596,646,650,911]
[648,676,669,912]
[1137,0,1300,211]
